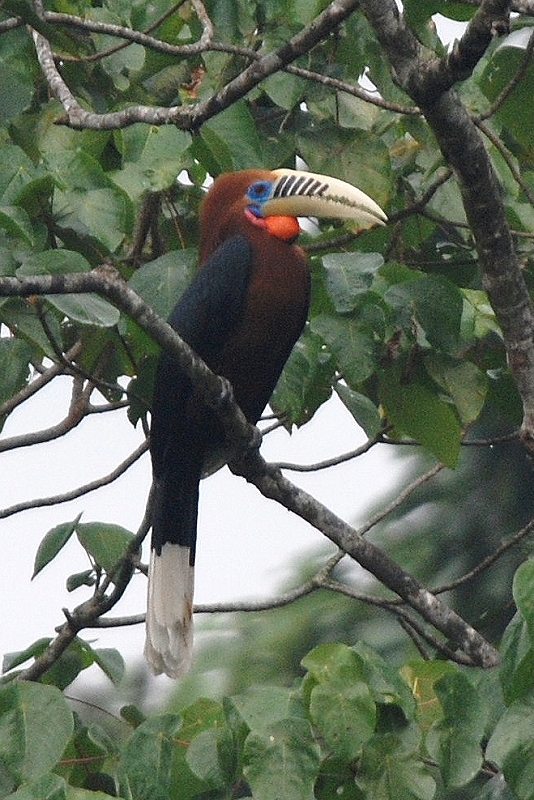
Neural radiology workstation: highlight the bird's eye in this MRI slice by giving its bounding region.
[247,181,273,203]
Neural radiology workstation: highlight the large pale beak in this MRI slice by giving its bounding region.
[263,168,387,229]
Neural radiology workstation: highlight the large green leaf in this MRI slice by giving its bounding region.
[186,727,235,790]
[0,145,37,203]
[501,612,533,704]
[513,558,534,643]
[53,187,131,253]
[322,252,384,314]
[311,313,377,387]
[480,30,534,155]
[426,672,488,788]
[424,354,488,425]
[243,718,320,800]
[0,338,32,412]
[229,685,298,734]
[380,369,462,467]
[76,522,133,573]
[356,730,436,800]
[115,125,191,191]
[0,206,34,245]
[271,328,334,426]
[120,715,185,800]
[386,276,463,354]
[128,249,197,320]
[335,383,382,439]
[0,683,73,785]
[17,250,120,327]
[310,679,376,760]
[195,101,266,172]
[32,516,82,578]
[298,125,392,209]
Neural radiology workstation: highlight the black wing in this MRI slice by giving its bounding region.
[150,235,253,555]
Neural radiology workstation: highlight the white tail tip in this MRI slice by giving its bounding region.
[144,543,195,678]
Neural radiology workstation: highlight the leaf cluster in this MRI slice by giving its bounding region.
[0,559,532,799]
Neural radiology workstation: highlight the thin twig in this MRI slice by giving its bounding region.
[355,462,445,537]
[0,440,148,520]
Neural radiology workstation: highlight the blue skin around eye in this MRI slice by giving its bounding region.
[246,181,274,216]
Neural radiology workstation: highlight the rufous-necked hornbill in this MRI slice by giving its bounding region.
[145,168,387,677]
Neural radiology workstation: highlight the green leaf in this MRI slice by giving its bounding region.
[0,61,33,125]
[356,730,436,800]
[116,125,191,191]
[91,648,125,686]
[0,205,34,245]
[311,313,377,386]
[2,638,52,674]
[76,522,133,573]
[0,145,37,202]
[263,71,306,111]
[45,294,121,328]
[387,276,463,354]
[352,641,416,715]
[32,516,82,578]
[302,644,377,759]
[335,383,382,438]
[40,638,94,691]
[486,698,534,800]
[513,558,534,643]
[310,679,376,760]
[322,252,384,314]
[186,727,235,790]
[298,125,392,210]
[244,718,320,800]
[380,370,462,467]
[54,187,132,253]
[315,756,364,800]
[0,338,32,412]
[424,355,488,425]
[270,329,334,426]
[3,773,68,799]
[128,249,197,321]
[18,250,92,276]
[66,569,95,592]
[426,672,488,787]
[120,714,185,800]
[17,251,120,327]
[229,686,296,733]
[500,612,533,702]
[0,683,73,784]
[481,35,534,155]
[197,101,265,172]
[302,642,367,684]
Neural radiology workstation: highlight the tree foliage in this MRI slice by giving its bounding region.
[0,0,533,798]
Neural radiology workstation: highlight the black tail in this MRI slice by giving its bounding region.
[144,464,201,677]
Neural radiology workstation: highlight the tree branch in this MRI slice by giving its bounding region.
[31,0,361,130]
[230,452,500,667]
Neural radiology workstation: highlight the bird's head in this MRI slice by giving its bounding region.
[200,168,387,259]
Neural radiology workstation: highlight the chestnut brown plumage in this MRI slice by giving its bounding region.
[145,169,387,677]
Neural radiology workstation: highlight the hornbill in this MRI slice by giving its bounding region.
[145,168,387,677]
